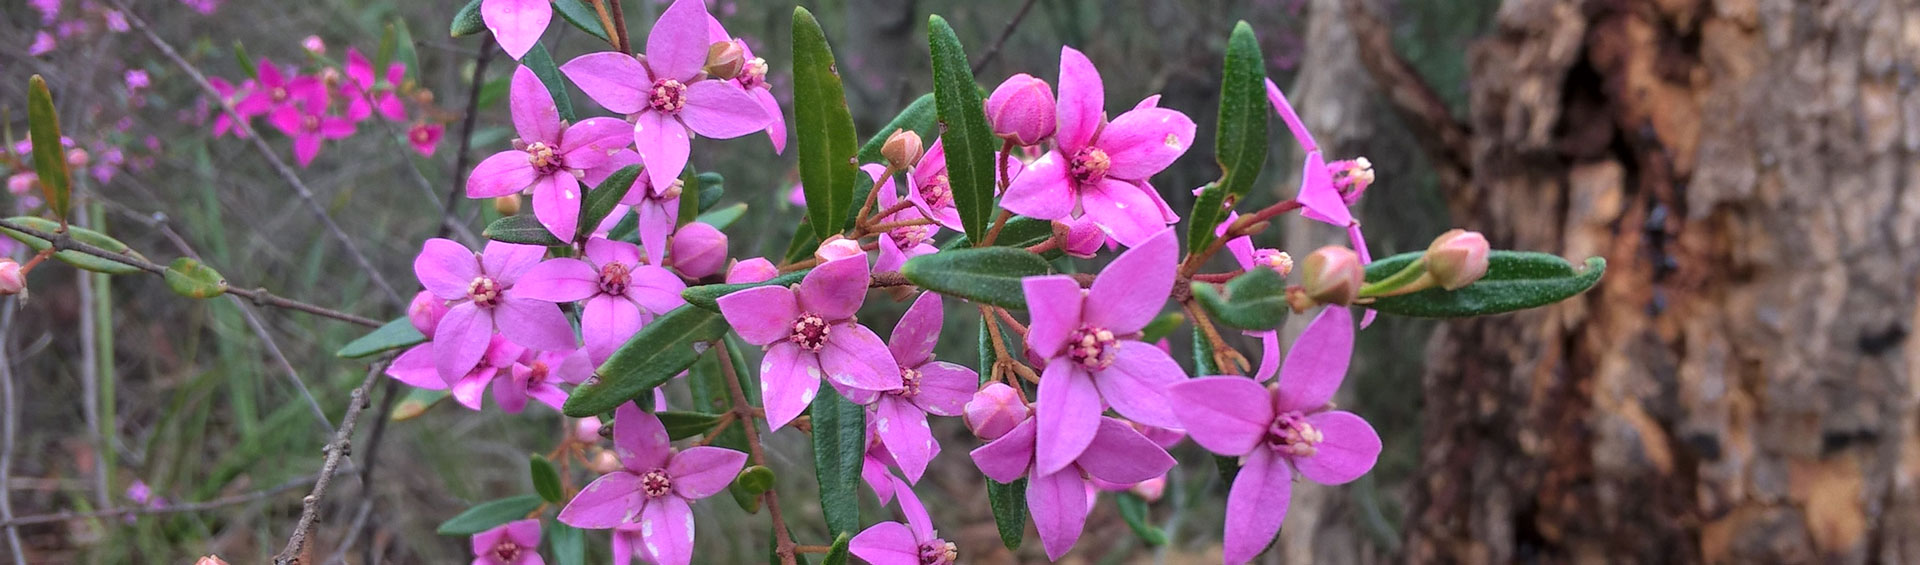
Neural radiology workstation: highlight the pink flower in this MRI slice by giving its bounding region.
[407,121,443,156]
[30,0,58,24]
[1167,307,1379,565]
[124,70,150,93]
[179,0,220,14]
[985,73,1056,146]
[343,48,407,122]
[586,150,678,259]
[480,0,551,60]
[207,77,252,138]
[902,140,961,231]
[706,18,786,153]
[1267,78,1375,283]
[860,420,903,505]
[970,410,1175,560]
[387,291,455,390]
[29,31,56,56]
[413,238,578,383]
[445,335,527,411]
[1020,228,1186,474]
[868,165,940,274]
[559,404,747,565]
[237,60,325,117]
[267,98,355,167]
[104,10,130,32]
[715,254,903,429]
[505,347,593,412]
[850,475,960,565]
[515,237,687,362]
[725,257,777,284]
[1001,47,1194,247]
[560,0,771,190]
[1218,214,1292,381]
[468,66,632,240]
[471,518,544,565]
[841,292,976,482]
[963,382,1027,441]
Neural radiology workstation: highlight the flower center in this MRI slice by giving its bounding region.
[919,174,953,208]
[599,262,631,296]
[524,141,563,175]
[466,276,503,308]
[890,224,932,249]
[1066,324,1119,371]
[788,313,831,352]
[1267,411,1324,457]
[1069,147,1111,184]
[895,367,923,398]
[917,539,958,565]
[526,361,550,386]
[649,79,688,114]
[410,127,431,144]
[301,115,320,132]
[1253,249,1294,277]
[271,86,289,102]
[738,57,768,89]
[641,469,672,498]
[1330,157,1374,204]
[491,540,523,562]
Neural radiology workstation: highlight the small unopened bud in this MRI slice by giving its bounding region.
[572,417,603,444]
[985,73,1056,145]
[880,130,923,171]
[589,450,621,474]
[726,257,778,284]
[1129,475,1167,502]
[1300,246,1362,306]
[705,41,747,80]
[671,222,729,279]
[0,259,23,296]
[964,383,1028,440]
[407,290,449,336]
[1055,218,1105,258]
[65,148,89,168]
[493,194,522,216]
[301,35,326,56]
[1424,229,1489,290]
[7,173,37,195]
[195,556,231,565]
[815,235,864,262]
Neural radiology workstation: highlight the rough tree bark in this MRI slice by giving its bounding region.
[1368,0,1920,562]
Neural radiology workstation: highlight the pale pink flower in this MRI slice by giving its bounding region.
[468,66,632,240]
[559,405,747,565]
[413,238,578,382]
[842,292,976,482]
[850,474,960,565]
[707,17,786,153]
[715,254,903,429]
[504,347,593,412]
[471,519,544,565]
[29,31,56,56]
[515,237,687,362]
[867,164,939,273]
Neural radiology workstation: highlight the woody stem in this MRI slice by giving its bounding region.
[716,342,798,565]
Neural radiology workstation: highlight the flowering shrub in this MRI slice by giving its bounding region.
[3,0,1605,563]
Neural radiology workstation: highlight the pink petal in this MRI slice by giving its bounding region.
[1292,411,1380,485]
[1096,107,1195,180]
[1029,467,1090,561]
[716,286,799,346]
[512,257,600,303]
[1296,151,1352,226]
[1251,330,1280,381]
[481,0,551,59]
[1020,275,1085,358]
[556,472,645,529]
[1169,377,1272,456]
[494,296,577,351]
[635,195,679,263]
[970,417,1036,483]
[1085,227,1174,334]
[887,292,944,366]
[848,521,919,565]
[470,524,507,558]
[874,398,935,483]
[907,361,974,417]
[526,382,570,411]
[1079,179,1170,248]
[583,294,644,362]
[508,65,560,144]
[450,369,490,410]
[614,403,672,471]
[560,52,648,114]
[644,0,711,82]
[894,475,936,540]
[667,446,749,499]
[503,518,544,549]
[292,135,321,167]
[433,303,493,384]
[862,455,897,505]
[467,150,538,198]
[680,80,771,139]
[1223,449,1291,565]
[610,526,642,565]
[386,344,449,390]
[1035,358,1101,475]
[415,238,482,299]
[558,117,634,170]
[1092,342,1185,428]
[493,367,530,413]
[874,233,909,274]
[998,150,1074,219]
[1077,417,1175,484]
[1275,306,1353,413]
[759,343,818,430]
[634,110,691,191]
[819,323,902,392]
[1265,78,1318,155]
[795,254,870,321]
[587,236,643,267]
[1054,46,1104,152]
[482,240,547,283]
[531,173,583,240]
[319,118,356,139]
[754,88,787,153]
[636,494,694,565]
[626,265,688,313]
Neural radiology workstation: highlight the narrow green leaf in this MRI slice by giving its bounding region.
[696,171,724,211]
[1191,268,1289,331]
[450,0,487,37]
[734,465,776,495]
[681,270,808,312]
[811,385,863,537]
[391,387,448,421]
[547,521,586,565]
[1214,21,1269,201]
[388,18,421,83]
[1362,250,1606,318]
[927,16,998,242]
[784,225,821,264]
[27,75,71,221]
[530,454,564,504]
[940,215,1053,250]
[900,247,1051,309]
[696,203,748,230]
[337,317,425,358]
[164,257,227,299]
[987,479,1026,549]
[1140,311,1186,343]
[435,495,543,535]
[677,167,701,229]
[551,0,614,43]
[522,43,575,122]
[565,307,730,417]
[658,410,724,440]
[0,217,147,275]
[1186,183,1228,255]
[233,42,258,80]
[1116,493,1168,546]
[578,164,641,240]
[821,531,853,565]
[483,214,568,246]
[376,21,397,73]
[790,7,859,240]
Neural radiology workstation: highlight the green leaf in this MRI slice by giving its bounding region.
[784,226,820,264]
[927,16,998,243]
[547,521,586,565]
[940,215,1053,250]
[483,214,568,246]
[375,22,398,76]
[391,387,447,421]
[522,43,575,122]
[233,41,258,80]
[164,257,226,299]
[658,410,724,440]
[1214,21,1269,201]
[551,0,614,43]
[821,531,853,565]
[987,479,1026,549]
[1191,268,1289,331]
[435,495,543,535]
[696,203,748,230]
[682,270,808,312]
[811,384,863,537]
[530,454,563,504]
[1186,183,1227,255]
[734,465,776,495]
[450,0,486,37]
[578,164,641,240]
[1140,311,1186,343]
[790,7,859,241]
[1116,492,1168,546]
[0,217,147,276]
[336,317,427,358]
[565,306,730,417]
[1362,251,1606,318]
[900,247,1050,309]
[27,75,71,222]
[696,172,724,211]
[677,167,702,229]
[387,18,421,83]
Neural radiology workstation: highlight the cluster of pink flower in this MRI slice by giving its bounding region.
[200,41,444,167]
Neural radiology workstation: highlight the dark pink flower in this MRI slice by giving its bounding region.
[470,518,544,565]
[468,66,632,240]
[715,254,903,429]
[343,48,407,122]
[407,121,443,156]
[266,98,355,167]
[237,60,325,117]
[515,237,687,362]
[559,405,747,565]
[413,238,578,383]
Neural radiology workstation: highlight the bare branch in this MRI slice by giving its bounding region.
[273,361,389,565]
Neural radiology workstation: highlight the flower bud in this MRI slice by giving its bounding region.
[407,290,449,336]
[985,73,1056,146]
[65,148,88,168]
[815,235,864,262]
[589,450,621,474]
[493,194,521,216]
[705,41,747,80]
[1424,229,1489,290]
[7,173,37,195]
[301,35,326,56]
[671,222,729,279]
[572,417,603,444]
[1300,246,1362,306]
[963,383,1027,440]
[195,556,230,565]
[1055,218,1105,258]
[726,257,778,284]
[0,259,24,297]
[880,129,923,171]
[1130,475,1167,502]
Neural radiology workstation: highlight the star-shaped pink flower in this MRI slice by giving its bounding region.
[342,47,407,122]
[468,66,632,240]
[515,237,688,362]
[470,518,544,565]
[970,410,1175,561]
[266,97,354,167]
[868,165,941,274]
[706,16,786,153]
[715,254,904,429]
[558,404,746,565]
[850,473,960,565]
[413,238,578,383]
[843,292,976,482]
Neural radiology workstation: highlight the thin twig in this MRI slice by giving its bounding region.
[0,300,26,564]
[353,379,404,565]
[442,36,497,239]
[971,0,1042,74]
[715,344,798,565]
[273,360,390,565]
[605,0,632,54]
[0,469,347,528]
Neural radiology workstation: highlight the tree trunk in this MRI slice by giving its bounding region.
[1401,0,1920,562]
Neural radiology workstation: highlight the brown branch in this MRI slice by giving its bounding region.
[971,0,1042,74]
[273,360,390,565]
[605,0,632,55]
[0,468,345,528]
[715,343,799,565]
[1342,0,1473,195]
